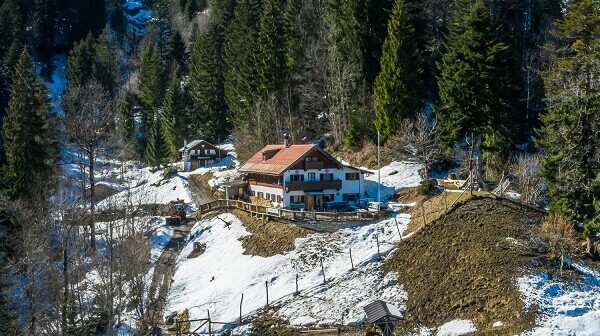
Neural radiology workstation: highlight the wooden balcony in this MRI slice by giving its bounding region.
[247,180,283,189]
[305,161,324,170]
[285,179,342,192]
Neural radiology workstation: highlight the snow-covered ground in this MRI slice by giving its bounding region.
[519,262,600,336]
[165,212,410,334]
[363,161,423,201]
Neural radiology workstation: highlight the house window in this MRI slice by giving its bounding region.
[277,195,282,203]
[320,173,333,181]
[346,173,359,181]
[257,192,264,199]
[308,173,316,181]
[323,194,334,202]
[342,193,360,202]
[290,195,305,204]
[290,174,304,182]
[305,157,318,162]
[209,149,216,155]
[270,194,277,201]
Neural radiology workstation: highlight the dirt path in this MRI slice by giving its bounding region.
[185,173,215,205]
[144,220,195,334]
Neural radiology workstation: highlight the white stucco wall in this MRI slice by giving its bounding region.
[282,167,366,205]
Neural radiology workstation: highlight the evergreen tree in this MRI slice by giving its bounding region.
[67,34,95,88]
[374,0,423,143]
[162,74,186,160]
[436,0,521,181]
[0,0,23,62]
[138,40,165,154]
[120,91,139,157]
[255,0,285,96]
[538,0,600,223]
[93,29,120,96]
[224,0,261,115]
[33,0,57,78]
[283,0,302,77]
[147,0,173,63]
[171,31,188,75]
[146,112,167,167]
[1,49,56,199]
[189,23,229,142]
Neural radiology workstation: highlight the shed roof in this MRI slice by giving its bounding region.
[363,300,403,323]
[179,140,227,153]
[239,144,320,175]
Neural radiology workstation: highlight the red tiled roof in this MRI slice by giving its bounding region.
[239,144,318,175]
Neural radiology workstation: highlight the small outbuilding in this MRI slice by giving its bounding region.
[363,300,402,336]
[180,140,228,171]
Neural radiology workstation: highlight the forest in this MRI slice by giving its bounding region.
[0,0,598,334]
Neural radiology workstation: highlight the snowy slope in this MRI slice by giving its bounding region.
[519,262,600,336]
[165,212,410,333]
[363,161,423,200]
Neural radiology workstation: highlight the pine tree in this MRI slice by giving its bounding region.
[171,31,188,75]
[1,49,56,199]
[162,74,186,160]
[0,0,23,62]
[67,33,95,88]
[93,29,120,96]
[283,0,302,77]
[189,23,229,142]
[538,0,600,222]
[374,0,423,143]
[120,91,139,157]
[436,0,520,182]
[146,112,167,167]
[138,40,165,154]
[148,0,173,63]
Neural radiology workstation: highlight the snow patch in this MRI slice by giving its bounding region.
[436,319,476,336]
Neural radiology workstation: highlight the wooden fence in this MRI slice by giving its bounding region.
[197,199,379,222]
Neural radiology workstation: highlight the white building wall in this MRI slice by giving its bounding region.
[281,167,366,206]
[247,184,285,207]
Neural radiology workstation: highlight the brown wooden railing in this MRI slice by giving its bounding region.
[196,199,378,222]
[285,180,342,192]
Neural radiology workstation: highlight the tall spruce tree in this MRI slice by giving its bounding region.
[189,23,229,142]
[146,112,167,167]
[538,0,600,225]
[92,29,120,96]
[436,0,520,182]
[255,0,285,96]
[162,74,186,160]
[374,0,423,143]
[138,40,165,154]
[1,49,55,199]
[120,91,139,157]
[67,34,95,88]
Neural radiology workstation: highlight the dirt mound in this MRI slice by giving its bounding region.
[384,197,545,335]
[232,209,311,257]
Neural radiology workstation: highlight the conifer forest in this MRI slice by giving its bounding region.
[0,0,598,334]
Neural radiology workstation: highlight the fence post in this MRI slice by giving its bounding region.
[376,234,381,260]
[444,185,448,210]
[295,273,299,295]
[265,281,269,306]
[207,309,212,336]
[175,320,179,336]
[320,258,326,284]
[240,293,244,324]
[421,202,426,227]
[394,217,402,240]
[350,248,354,271]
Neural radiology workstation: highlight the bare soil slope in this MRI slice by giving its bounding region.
[384,197,545,335]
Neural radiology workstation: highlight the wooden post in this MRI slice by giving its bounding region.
[295,273,299,295]
[239,293,243,324]
[175,320,180,336]
[207,309,212,336]
[421,202,426,227]
[320,258,326,284]
[349,248,354,271]
[444,186,448,210]
[265,281,269,306]
[394,217,402,240]
[376,234,381,260]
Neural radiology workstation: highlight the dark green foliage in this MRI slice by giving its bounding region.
[120,91,140,157]
[418,179,438,195]
[374,0,423,143]
[33,0,57,78]
[109,0,127,42]
[171,31,188,75]
[162,74,187,160]
[189,23,229,143]
[537,0,600,222]
[92,29,120,96]
[138,40,165,153]
[147,0,173,63]
[67,34,95,88]
[1,49,56,199]
[255,0,285,96]
[0,0,23,62]
[436,0,521,176]
[146,112,168,167]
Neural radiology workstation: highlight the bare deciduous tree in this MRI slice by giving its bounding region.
[63,81,117,252]
[539,214,579,276]
[395,111,442,178]
[508,153,547,206]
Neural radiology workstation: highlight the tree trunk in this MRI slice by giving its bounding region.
[89,154,96,252]
[62,247,68,336]
[473,133,487,190]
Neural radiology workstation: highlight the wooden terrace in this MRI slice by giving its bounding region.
[197,199,379,222]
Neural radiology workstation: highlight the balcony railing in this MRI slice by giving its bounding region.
[285,179,342,191]
[305,161,324,170]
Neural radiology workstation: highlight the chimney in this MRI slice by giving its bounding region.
[283,133,290,148]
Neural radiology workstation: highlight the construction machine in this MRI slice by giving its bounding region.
[166,200,187,226]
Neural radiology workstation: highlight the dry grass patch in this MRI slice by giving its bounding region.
[189,172,224,199]
[233,209,311,257]
[328,142,397,169]
[384,197,545,335]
